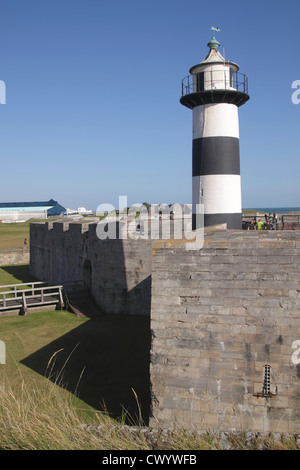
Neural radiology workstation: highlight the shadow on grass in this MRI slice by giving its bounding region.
[20,314,152,425]
[0,264,37,285]
[18,227,152,424]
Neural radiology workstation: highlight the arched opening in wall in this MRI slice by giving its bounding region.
[83,259,92,293]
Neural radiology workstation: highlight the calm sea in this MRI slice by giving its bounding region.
[243,207,300,214]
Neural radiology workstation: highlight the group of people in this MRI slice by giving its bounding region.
[248,212,278,231]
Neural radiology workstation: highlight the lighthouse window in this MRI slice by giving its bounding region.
[197,72,204,92]
[230,68,236,88]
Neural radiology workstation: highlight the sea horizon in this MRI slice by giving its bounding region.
[243,207,300,214]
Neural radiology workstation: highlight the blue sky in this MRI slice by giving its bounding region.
[0,0,299,211]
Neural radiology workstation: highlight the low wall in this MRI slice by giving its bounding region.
[281,214,300,230]
[0,210,47,222]
[150,230,300,434]
[242,213,300,230]
[0,248,29,266]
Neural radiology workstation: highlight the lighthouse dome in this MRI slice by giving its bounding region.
[180,34,249,109]
[189,38,239,75]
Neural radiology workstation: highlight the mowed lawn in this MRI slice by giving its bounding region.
[0,219,48,249]
[1,307,151,422]
[0,217,100,249]
[0,309,88,388]
[0,263,91,411]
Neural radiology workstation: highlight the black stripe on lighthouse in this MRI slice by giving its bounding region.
[192,212,242,230]
[191,103,243,230]
[192,135,242,230]
[192,136,240,176]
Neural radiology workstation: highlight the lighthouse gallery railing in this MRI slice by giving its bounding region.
[181,70,248,97]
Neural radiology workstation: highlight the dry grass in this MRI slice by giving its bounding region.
[0,376,148,450]
[0,372,299,450]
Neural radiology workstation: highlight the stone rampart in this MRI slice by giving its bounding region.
[0,248,29,266]
[30,221,152,316]
[150,230,300,433]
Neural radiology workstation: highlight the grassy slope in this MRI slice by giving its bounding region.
[0,264,37,285]
[0,264,92,412]
[0,263,151,424]
[0,310,87,386]
[1,310,151,423]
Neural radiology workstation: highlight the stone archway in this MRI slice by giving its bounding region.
[83,259,92,293]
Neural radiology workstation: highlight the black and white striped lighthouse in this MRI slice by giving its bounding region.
[180,30,249,229]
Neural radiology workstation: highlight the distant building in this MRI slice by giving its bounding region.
[0,199,66,222]
[77,207,93,215]
[64,207,93,216]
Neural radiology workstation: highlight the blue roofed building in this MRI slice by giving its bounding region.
[0,199,66,222]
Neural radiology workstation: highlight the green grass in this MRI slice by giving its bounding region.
[0,261,152,426]
[242,209,264,214]
[0,217,102,250]
[1,311,87,388]
[0,219,49,249]
[0,309,151,422]
[0,264,37,286]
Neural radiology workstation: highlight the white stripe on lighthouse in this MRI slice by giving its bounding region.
[193,174,242,214]
[193,103,239,139]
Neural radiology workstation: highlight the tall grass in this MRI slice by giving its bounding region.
[0,375,223,450]
[0,372,151,450]
[0,372,299,450]
[0,342,151,450]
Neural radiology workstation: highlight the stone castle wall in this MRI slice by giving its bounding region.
[150,230,300,433]
[29,222,300,433]
[30,221,152,316]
